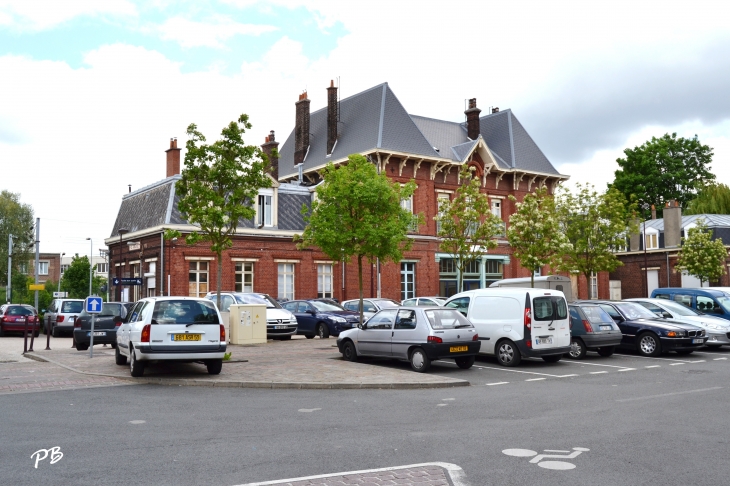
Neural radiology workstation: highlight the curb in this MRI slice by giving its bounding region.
[24,353,471,390]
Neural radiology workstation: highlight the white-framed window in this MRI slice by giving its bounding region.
[235,262,254,292]
[60,264,68,275]
[278,263,295,300]
[130,262,141,301]
[317,264,333,298]
[96,263,108,273]
[436,192,450,234]
[188,261,208,298]
[644,229,659,250]
[401,194,418,232]
[401,262,416,300]
[38,261,49,275]
[589,272,598,300]
[491,199,502,219]
[257,193,273,227]
[534,267,541,277]
[19,262,28,274]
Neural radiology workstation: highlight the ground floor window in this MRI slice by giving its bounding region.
[589,272,598,299]
[188,261,208,297]
[235,262,254,292]
[401,262,415,300]
[278,263,295,300]
[438,257,504,297]
[130,263,141,302]
[317,264,333,298]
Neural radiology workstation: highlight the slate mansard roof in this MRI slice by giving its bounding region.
[277,82,564,181]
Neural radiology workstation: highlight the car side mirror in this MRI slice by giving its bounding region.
[359,322,366,329]
[308,310,316,315]
[613,316,623,323]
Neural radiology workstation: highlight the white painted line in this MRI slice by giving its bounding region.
[613,354,695,363]
[669,363,684,366]
[557,374,578,377]
[616,387,723,403]
[442,398,455,401]
[487,382,510,386]
[561,360,633,369]
[437,403,448,407]
[544,450,570,453]
[692,360,706,363]
[617,368,636,372]
[473,365,575,378]
[298,408,322,412]
[589,371,608,374]
[714,358,728,361]
[525,378,546,381]
[129,420,145,424]
[645,365,661,368]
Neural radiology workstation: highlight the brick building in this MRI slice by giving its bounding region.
[105,81,577,303]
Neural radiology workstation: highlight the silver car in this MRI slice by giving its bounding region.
[336,306,481,372]
[627,298,730,347]
[341,298,401,320]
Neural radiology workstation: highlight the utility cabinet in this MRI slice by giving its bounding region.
[228,304,267,345]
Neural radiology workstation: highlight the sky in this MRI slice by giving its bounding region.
[1,0,729,258]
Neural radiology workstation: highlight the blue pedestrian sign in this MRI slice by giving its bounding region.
[85,296,103,314]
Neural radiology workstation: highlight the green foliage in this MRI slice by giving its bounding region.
[684,183,730,215]
[223,352,232,361]
[0,190,35,286]
[296,154,419,321]
[435,165,503,292]
[60,254,93,298]
[610,133,715,217]
[556,184,638,284]
[173,114,272,308]
[507,187,572,287]
[676,219,727,285]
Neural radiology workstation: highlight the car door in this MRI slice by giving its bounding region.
[295,302,317,334]
[118,301,143,354]
[600,304,635,346]
[469,295,522,354]
[357,309,396,356]
[391,309,419,359]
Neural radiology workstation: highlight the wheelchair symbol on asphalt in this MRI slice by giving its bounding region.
[502,447,590,470]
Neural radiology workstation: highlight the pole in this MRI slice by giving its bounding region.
[643,220,649,297]
[34,218,40,312]
[89,313,95,358]
[58,252,65,295]
[7,234,12,304]
[87,238,93,296]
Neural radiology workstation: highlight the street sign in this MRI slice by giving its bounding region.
[85,296,103,314]
[29,284,44,291]
[112,277,143,286]
[53,291,68,298]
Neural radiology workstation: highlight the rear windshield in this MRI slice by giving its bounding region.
[375,300,400,309]
[578,305,614,324]
[7,306,35,316]
[533,296,568,321]
[79,303,125,318]
[233,294,280,308]
[425,309,474,329]
[61,301,83,313]
[152,300,220,325]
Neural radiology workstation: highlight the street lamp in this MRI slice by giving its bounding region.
[58,252,65,295]
[117,229,129,302]
[86,238,93,296]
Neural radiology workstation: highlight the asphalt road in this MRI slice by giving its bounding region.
[1,347,729,486]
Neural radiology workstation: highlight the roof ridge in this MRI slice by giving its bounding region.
[308,82,389,116]
[123,175,180,200]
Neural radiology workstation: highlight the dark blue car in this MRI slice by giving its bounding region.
[282,299,360,339]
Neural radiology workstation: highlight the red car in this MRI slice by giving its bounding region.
[0,304,40,337]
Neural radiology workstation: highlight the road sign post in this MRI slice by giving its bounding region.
[84,297,103,358]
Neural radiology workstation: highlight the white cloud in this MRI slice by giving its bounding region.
[0,0,137,31]
[158,15,278,49]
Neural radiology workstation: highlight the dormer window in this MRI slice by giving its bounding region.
[644,228,659,250]
[257,188,274,227]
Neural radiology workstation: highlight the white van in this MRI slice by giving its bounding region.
[444,288,571,366]
[489,275,573,301]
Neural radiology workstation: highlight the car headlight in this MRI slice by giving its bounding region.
[290,317,297,323]
[330,316,346,323]
[665,331,684,338]
[704,323,723,330]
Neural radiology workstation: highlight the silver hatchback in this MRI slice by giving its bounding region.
[336,306,481,372]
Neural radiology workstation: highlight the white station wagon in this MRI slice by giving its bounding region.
[115,297,227,377]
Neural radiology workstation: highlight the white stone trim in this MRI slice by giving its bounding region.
[231,258,259,262]
[185,256,215,261]
[274,259,300,264]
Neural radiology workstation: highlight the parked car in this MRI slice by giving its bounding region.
[282,299,360,338]
[0,304,40,337]
[566,303,624,358]
[626,298,730,348]
[584,300,707,356]
[73,302,133,351]
[204,292,298,339]
[337,306,481,372]
[44,298,84,337]
[401,297,446,307]
[341,298,401,320]
[115,297,227,377]
[650,288,730,321]
[444,288,571,366]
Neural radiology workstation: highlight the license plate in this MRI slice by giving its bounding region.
[274,325,288,329]
[172,334,201,341]
[693,338,705,344]
[599,325,612,330]
[88,332,106,337]
[536,337,553,345]
[450,346,468,352]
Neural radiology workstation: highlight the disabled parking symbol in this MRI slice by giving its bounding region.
[502,447,589,470]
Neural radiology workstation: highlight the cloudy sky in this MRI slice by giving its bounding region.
[1,0,729,258]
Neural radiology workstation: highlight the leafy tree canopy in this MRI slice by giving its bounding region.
[676,219,727,286]
[610,133,714,217]
[0,190,35,281]
[296,154,419,322]
[684,183,730,215]
[60,254,97,298]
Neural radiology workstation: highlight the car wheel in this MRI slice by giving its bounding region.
[410,348,431,372]
[342,340,358,362]
[496,340,522,367]
[206,359,223,375]
[305,335,315,339]
[76,343,89,351]
[317,323,330,339]
[567,338,587,359]
[129,347,145,377]
[542,354,562,363]
[455,355,475,369]
[675,350,694,355]
[52,325,59,338]
[115,345,127,365]
[637,332,662,357]
[597,346,615,357]
[111,342,117,349]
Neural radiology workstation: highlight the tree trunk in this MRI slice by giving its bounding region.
[357,254,364,325]
[216,251,223,310]
[530,271,535,288]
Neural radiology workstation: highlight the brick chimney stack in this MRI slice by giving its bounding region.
[326,80,338,155]
[663,200,683,248]
[465,98,481,140]
[166,138,181,177]
[294,91,310,165]
[261,130,280,180]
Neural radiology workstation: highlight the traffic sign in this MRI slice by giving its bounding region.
[29,284,45,291]
[85,296,103,314]
[112,277,143,286]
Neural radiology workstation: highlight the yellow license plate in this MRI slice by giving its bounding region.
[450,346,468,352]
[173,334,201,341]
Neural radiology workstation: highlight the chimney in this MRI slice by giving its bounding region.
[326,80,338,155]
[492,107,500,113]
[465,98,481,140]
[261,130,280,180]
[651,204,656,220]
[294,91,310,165]
[166,137,181,177]
[663,200,682,248]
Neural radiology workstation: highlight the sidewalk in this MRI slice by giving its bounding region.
[11,335,469,390]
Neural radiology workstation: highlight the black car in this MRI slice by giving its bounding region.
[282,299,360,338]
[73,302,133,351]
[580,300,707,357]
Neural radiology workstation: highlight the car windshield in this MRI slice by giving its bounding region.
[425,309,473,329]
[578,305,614,324]
[61,301,83,313]
[152,300,220,324]
[656,300,700,316]
[311,301,345,312]
[234,294,280,308]
[615,302,659,320]
[716,296,730,314]
[7,306,34,316]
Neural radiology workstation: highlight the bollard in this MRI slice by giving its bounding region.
[23,315,29,354]
[71,315,77,348]
[45,315,52,351]
[28,315,35,352]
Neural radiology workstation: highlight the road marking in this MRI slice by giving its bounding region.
[487,382,509,386]
[437,403,448,407]
[544,450,570,453]
[474,365,576,378]
[589,371,608,374]
[645,365,661,368]
[614,354,695,363]
[617,368,636,372]
[525,378,546,381]
[714,358,728,361]
[298,408,322,413]
[669,363,684,366]
[615,386,723,402]
[129,420,145,424]
[692,360,706,363]
[556,374,578,377]
[442,398,455,401]
[561,361,632,369]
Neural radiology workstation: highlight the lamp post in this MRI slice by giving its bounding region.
[86,238,93,296]
[641,203,650,298]
[58,252,65,295]
[117,229,129,301]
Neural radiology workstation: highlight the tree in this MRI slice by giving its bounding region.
[0,190,35,298]
[507,186,572,287]
[684,183,730,215]
[610,133,715,217]
[555,184,637,295]
[169,114,272,309]
[295,154,419,324]
[435,165,503,293]
[676,219,727,286]
[60,255,93,298]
